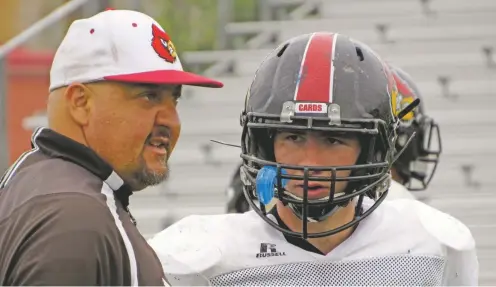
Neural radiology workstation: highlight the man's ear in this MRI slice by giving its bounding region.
[64,83,92,126]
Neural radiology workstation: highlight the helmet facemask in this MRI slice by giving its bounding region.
[240,103,397,239]
[395,114,442,191]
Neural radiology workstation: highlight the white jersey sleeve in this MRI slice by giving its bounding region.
[445,247,479,285]
[412,199,478,285]
[386,180,478,284]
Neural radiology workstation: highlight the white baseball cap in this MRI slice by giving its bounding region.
[49,9,223,91]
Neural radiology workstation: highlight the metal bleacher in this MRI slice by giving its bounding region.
[131,0,496,284]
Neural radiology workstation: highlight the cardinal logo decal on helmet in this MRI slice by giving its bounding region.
[383,64,400,119]
[151,23,177,63]
[392,72,416,122]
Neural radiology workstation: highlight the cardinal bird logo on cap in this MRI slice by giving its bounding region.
[151,23,177,63]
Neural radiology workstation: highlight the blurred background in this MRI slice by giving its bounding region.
[0,0,495,284]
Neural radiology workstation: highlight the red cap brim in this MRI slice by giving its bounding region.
[104,70,223,88]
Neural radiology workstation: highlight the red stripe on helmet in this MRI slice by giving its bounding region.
[294,33,337,103]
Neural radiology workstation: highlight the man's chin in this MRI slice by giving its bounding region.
[130,166,169,191]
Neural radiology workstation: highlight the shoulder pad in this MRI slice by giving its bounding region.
[148,215,223,274]
[414,201,475,251]
[387,180,416,200]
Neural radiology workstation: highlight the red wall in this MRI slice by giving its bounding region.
[5,48,53,163]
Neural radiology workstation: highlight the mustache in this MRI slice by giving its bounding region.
[145,126,172,152]
[150,125,171,139]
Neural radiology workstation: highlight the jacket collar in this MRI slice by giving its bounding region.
[32,127,133,209]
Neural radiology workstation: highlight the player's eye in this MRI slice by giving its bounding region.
[326,137,344,145]
[285,133,304,142]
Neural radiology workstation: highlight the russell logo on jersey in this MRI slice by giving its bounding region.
[256,243,286,258]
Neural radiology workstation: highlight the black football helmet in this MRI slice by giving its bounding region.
[239,32,408,239]
[388,65,442,191]
[225,63,440,213]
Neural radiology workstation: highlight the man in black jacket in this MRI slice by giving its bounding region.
[0,9,222,286]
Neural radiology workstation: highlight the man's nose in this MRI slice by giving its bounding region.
[155,102,181,150]
[155,102,179,127]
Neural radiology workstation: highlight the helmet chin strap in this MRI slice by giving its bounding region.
[288,203,342,223]
[283,191,346,223]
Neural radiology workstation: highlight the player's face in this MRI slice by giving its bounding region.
[82,82,181,191]
[273,130,361,200]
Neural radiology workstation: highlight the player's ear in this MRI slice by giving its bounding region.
[64,83,92,126]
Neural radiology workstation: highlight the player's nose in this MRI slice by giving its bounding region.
[297,143,329,173]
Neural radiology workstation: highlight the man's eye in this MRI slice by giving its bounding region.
[172,92,181,103]
[143,92,161,102]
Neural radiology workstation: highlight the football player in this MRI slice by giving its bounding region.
[226,63,442,212]
[149,32,477,286]
[387,64,442,198]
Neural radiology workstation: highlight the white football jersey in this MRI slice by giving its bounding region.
[387,179,416,200]
[148,198,478,286]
